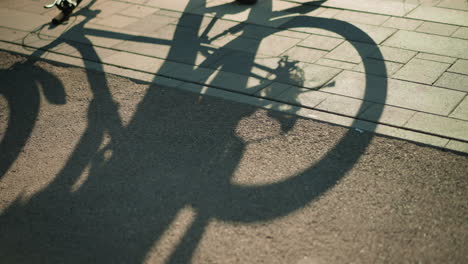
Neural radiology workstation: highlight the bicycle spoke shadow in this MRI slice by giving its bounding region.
[0,0,387,263]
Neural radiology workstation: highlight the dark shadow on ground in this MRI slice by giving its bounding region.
[0,0,387,263]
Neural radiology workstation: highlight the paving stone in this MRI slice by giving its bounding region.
[319,0,418,16]
[445,140,468,153]
[434,72,468,92]
[270,87,330,108]
[191,0,296,28]
[212,51,283,79]
[452,27,468,39]
[314,58,356,70]
[322,70,465,115]
[448,59,468,74]
[383,30,468,59]
[112,24,196,60]
[283,17,396,44]
[382,17,423,31]
[102,51,168,73]
[274,29,310,40]
[155,9,185,19]
[235,24,278,40]
[193,17,242,40]
[281,46,327,64]
[162,61,217,83]
[210,34,259,53]
[118,5,159,18]
[0,27,28,42]
[0,8,50,31]
[66,44,118,62]
[313,7,341,18]
[450,96,468,120]
[333,10,390,26]
[437,0,468,11]
[325,41,378,64]
[297,34,344,51]
[353,59,403,77]
[95,14,140,29]
[316,94,373,117]
[406,6,468,27]
[203,70,270,94]
[125,14,179,34]
[145,0,205,12]
[393,58,450,84]
[405,112,468,141]
[416,21,459,36]
[67,24,137,48]
[276,62,342,90]
[90,1,134,19]
[415,53,457,64]
[368,46,417,64]
[255,82,292,99]
[358,104,416,127]
[256,34,303,56]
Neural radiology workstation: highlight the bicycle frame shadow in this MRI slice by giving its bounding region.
[0,0,387,263]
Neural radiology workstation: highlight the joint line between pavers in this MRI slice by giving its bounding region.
[5,34,468,144]
[447,93,468,117]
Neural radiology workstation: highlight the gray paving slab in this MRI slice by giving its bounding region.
[102,51,168,73]
[448,59,468,74]
[145,0,206,12]
[383,30,468,59]
[283,17,396,44]
[434,72,468,92]
[382,17,423,31]
[0,27,28,42]
[368,46,417,64]
[358,104,416,127]
[276,62,342,89]
[281,46,327,64]
[210,34,260,53]
[450,96,468,120]
[268,86,330,108]
[353,58,403,77]
[405,112,468,141]
[123,14,178,33]
[446,140,468,153]
[416,22,459,36]
[162,61,218,83]
[297,34,344,51]
[90,0,135,19]
[94,14,141,29]
[202,70,270,94]
[256,34,304,56]
[255,82,292,99]
[415,53,457,64]
[318,0,418,16]
[315,58,356,70]
[452,26,468,39]
[392,58,450,85]
[315,94,373,117]
[406,6,468,27]
[0,8,50,31]
[322,70,465,115]
[118,5,160,18]
[333,10,390,26]
[325,41,378,64]
[437,0,468,11]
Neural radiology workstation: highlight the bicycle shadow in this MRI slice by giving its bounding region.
[0,0,387,263]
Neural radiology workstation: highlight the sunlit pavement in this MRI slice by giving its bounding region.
[0,1,467,263]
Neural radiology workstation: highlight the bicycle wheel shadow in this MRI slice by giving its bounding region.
[0,0,387,263]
